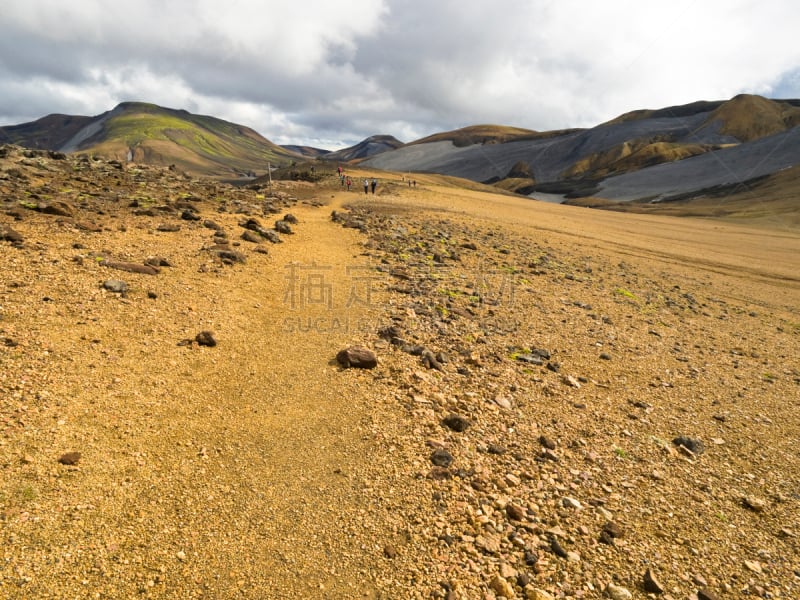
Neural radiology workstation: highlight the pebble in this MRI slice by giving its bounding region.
[489,574,515,598]
[103,279,128,293]
[605,583,632,599]
[442,413,470,432]
[58,452,82,465]
[643,568,664,594]
[525,589,554,600]
[195,330,217,347]
[744,559,762,574]
[562,496,582,509]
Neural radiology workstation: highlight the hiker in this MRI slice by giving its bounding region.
[346,177,351,191]
[363,179,369,195]
[370,178,377,194]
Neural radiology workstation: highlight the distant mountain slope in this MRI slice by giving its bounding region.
[281,145,330,158]
[364,94,800,204]
[0,102,303,177]
[0,113,94,150]
[322,135,404,162]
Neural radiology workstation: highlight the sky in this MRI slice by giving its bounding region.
[1,0,800,150]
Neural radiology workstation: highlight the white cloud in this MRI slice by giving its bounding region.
[1,0,799,148]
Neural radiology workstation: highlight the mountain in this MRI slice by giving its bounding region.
[364,94,800,204]
[322,135,404,162]
[281,144,330,158]
[0,102,303,177]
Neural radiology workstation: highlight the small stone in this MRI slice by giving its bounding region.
[489,575,515,598]
[506,504,526,521]
[494,395,512,409]
[743,496,766,512]
[605,583,632,600]
[58,452,81,465]
[602,521,624,539]
[643,569,664,594]
[430,448,453,467]
[697,589,720,600]
[442,413,470,432]
[562,374,581,388]
[525,588,554,600]
[103,279,128,294]
[383,544,397,559]
[477,534,502,554]
[550,538,568,558]
[672,436,705,455]
[744,559,762,574]
[195,331,217,347]
[538,435,557,450]
[176,550,187,561]
[599,352,612,360]
[336,346,377,369]
[562,496,582,509]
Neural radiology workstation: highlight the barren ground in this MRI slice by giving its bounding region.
[1,148,798,599]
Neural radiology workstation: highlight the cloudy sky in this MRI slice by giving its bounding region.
[1,0,799,149]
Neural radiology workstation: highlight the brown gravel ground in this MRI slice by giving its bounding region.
[1,148,799,599]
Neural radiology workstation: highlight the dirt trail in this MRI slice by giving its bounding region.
[1,192,400,598]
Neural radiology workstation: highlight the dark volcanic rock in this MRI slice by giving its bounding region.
[58,452,81,465]
[39,201,75,217]
[101,260,160,275]
[103,279,128,294]
[0,224,24,245]
[430,448,454,467]
[275,219,293,234]
[643,569,664,594]
[195,331,217,347]
[672,436,705,455]
[336,346,378,369]
[442,414,470,432]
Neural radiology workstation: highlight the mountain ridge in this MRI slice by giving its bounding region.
[3,95,799,209]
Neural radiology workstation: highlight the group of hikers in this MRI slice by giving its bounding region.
[336,165,418,194]
[337,165,377,194]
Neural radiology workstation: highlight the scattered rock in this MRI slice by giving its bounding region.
[275,219,293,234]
[441,414,470,432]
[643,569,664,594]
[697,589,720,600]
[743,495,766,512]
[336,346,378,369]
[672,436,705,455]
[506,504,526,521]
[103,279,128,294]
[101,260,160,275]
[58,452,81,465]
[430,448,453,467]
[549,537,568,558]
[383,544,397,559]
[605,583,632,600]
[525,589,554,600]
[195,331,217,347]
[538,435,557,450]
[489,575,515,598]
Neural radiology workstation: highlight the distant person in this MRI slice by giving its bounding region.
[363,179,369,195]
[337,165,342,176]
[346,177,352,191]
[371,178,377,194]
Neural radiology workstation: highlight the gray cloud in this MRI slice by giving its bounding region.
[1,0,799,150]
